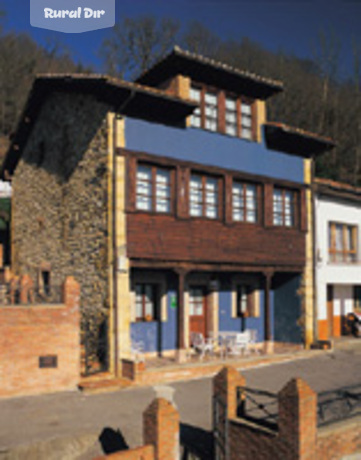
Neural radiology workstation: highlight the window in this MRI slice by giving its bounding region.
[236,285,257,317]
[232,181,258,223]
[189,287,205,316]
[190,86,202,128]
[189,84,255,140]
[328,222,358,263]
[136,164,171,213]
[273,188,296,227]
[225,96,238,136]
[135,283,157,321]
[190,174,219,219]
[354,286,361,311]
[241,101,253,140]
[204,91,218,131]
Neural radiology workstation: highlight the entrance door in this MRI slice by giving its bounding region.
[327,285,334,339]
[189,286,207,338]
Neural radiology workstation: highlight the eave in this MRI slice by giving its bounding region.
[136,46,284,100]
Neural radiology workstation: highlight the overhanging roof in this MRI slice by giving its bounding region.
[315,177,361,203]
[2,74,197,178]
[264,122,335,158]
[136,46,284,100]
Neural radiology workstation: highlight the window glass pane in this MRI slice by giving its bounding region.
[205,178,218,218]
[241,128,252,139]
[190,87,201,101]
[226,125,237,136]
[335,224,343,250]
[136,165,152,211]
[205,92,217,104]
[242,116,252,128]
[156,169,170,213]
[284,191,294,227]
[225,97,236,110]
[241,102,252,115]
[273,189,283,225]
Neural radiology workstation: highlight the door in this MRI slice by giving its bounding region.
[189,286,207,338]
[327,285,334,339]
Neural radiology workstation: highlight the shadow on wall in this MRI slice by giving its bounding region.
[99,427,129,455]
[23,93,109,184]
[180,423,213,460]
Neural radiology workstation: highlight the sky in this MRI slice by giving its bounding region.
[1,0,361,79]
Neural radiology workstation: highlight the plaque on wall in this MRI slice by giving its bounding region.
[39,355,58,368]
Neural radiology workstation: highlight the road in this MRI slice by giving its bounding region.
[1,343,361,459]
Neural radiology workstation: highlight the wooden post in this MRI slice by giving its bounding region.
[175,269,187,362]
[263,271,273,344]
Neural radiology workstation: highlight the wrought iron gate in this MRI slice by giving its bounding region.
[213,393,229,460]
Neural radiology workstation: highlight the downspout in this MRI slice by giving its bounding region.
[311,159,318,344]
[111,89,136,376]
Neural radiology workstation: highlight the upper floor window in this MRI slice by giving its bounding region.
[328,222,358,263]
[190,86,201,128]
[204,91,218,132]
[136,164,171,213]
[190,174,219,219]
[189,83,255,140]
[225,96,238,136]
[273,188,296,227]
[232,181,258,223]
[241,101,253,140]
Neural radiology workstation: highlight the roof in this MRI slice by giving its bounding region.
[1,74,197,178]
[315,177,361,203]
[264,122,335,158]
[136,46,284,100]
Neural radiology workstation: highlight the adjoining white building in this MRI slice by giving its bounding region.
[315,178,361,340]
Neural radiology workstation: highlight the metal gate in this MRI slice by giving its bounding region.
[213,393,229,460]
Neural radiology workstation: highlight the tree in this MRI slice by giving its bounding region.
[99,16,179,79]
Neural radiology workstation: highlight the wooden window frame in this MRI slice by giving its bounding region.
[189,173,220,220]
[272,187,298,228]
[232,180,259,224]
[328,222,358,263]
[135,283,158,322]
[135,163,173,214]
[189,83,256,141]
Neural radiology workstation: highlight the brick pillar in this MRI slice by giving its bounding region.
[213,366,245,419]
[143,397,179,460]
[63,276,80,311]
[278,378,317,460]
[20,274,33,304]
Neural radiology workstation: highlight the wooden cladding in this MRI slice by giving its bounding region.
[129,155,306,230]
[125,153,307,267]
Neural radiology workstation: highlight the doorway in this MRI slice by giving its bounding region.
[189,286,208,338]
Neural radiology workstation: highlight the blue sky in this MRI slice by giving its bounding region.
[1,0,361,79]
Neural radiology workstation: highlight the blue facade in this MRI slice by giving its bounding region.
[125,118,304,184]
[131,288,178,353]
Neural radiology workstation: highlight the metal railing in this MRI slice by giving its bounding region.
[317,384,361,427]
[236,386,279,430]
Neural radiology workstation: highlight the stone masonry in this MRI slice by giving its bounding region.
[11,92,111,352]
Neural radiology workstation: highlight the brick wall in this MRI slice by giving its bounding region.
[94,397,179,460]
[0,276,80,398]
[213,366,361,460]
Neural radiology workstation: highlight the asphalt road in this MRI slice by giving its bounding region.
[1,343,361,459]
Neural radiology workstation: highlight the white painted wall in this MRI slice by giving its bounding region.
[315,195,361,320]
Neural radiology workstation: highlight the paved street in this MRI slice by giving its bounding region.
[1,343,361,459]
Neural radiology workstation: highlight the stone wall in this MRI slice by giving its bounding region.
[11,92,111,354]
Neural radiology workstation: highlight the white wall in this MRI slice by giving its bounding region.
[315,195,361,320]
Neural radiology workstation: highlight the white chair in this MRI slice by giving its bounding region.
[190,332,214,360]
[248,329,261,354]
[226,331,250,358]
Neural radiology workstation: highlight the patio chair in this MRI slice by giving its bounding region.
[190,332,214,360]
[226,331,250,358]
[248,329,261,354]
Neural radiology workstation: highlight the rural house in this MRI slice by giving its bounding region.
[2,47,334,375]
[314,178,361,340]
